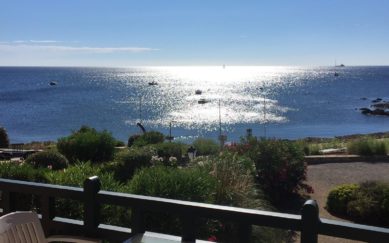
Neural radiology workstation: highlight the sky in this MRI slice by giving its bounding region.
[1,0,389,67]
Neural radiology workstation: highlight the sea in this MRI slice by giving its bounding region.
[0,66,388,144]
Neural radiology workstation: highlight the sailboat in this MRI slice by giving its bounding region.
[334,60,339,77]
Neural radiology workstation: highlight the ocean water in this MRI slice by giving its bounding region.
[0,66,388,143]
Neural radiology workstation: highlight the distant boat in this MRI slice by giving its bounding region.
[334,72,339,77]
[49,81,57,86]
[198,98,208,104]
[339,64,345,67]
[195,90,202,95]
[148,81,158,86]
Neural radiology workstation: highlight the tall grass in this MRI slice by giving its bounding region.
[347,138,388,156]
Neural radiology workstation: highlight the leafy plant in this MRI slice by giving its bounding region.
[245,138,312,203]
[132,131,165,147]
[326,184,359,215]
[57,125,116,163]
[347,138,388,156]
[193,138,219,156]
[25,151,69,170]
[107,146,156,181]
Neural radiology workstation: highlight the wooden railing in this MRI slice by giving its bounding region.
[1,176,389,242]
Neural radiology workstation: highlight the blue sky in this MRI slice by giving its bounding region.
[1,0,389,66]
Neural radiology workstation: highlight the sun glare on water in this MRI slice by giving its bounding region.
[125,66,298,132]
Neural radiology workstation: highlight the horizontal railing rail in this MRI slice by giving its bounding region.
[1,176,389,242]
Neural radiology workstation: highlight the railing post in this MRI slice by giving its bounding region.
[1,191,14,214]
[84,176,101,237]
[41,196,55,235]
[181,214,196,242]
[238,223,252,243]
[131,207,145,235]
[301,200,320,243]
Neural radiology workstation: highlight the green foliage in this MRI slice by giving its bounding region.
[0,127,10,148]
[129,166,217,202]
[193,151,260,207]
[347,138,388,156]
[45,162,131,226]
[346,181,389,225]
[327,181,389,226]
[25,151,69,170]
[115,140,125,147]
[106,146,156,181]
[246,138,311,203]
[127,134,141,147]
[0,162,48,182]
[193,138,219,156]
[128,166,218,236]
[133,131,165,147]
[153,142,186,165]
[0,162,48,210]
[57,126,116,163]
[326,184,359,215]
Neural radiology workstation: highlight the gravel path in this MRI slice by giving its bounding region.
[306,162,389,243]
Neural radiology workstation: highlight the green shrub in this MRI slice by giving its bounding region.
[153,142,186,165]
[0,162,48,210]
[0,127,9,148]
[108,146,156,181]
[326,184,359,215]
[193,138,219,156]
[46,162,131,226]
[128,134,141,147]
[25,151,69,170]
[129,165,216,202]
[193,151,260,207]
[133,131,165,147]
[327,181,389,226]
[346,181,389,225]
[347,138,388,156]
[57,126,116,163]
[128,166,217,236]
[246,138,311,203]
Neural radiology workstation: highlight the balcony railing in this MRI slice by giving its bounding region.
[1,176,389,242]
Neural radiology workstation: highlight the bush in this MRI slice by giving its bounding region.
[153,142,186,165]
[0,162,48,210]
[347,138,388,156]
[25,151,69,170]
[193,138,219,156]
[246,138,311,203]
[0,127,9,148]
[193,151,259,207]
[45,162,131,226]
[128,166,217,236]
[128,134,141,147]
[132,131,165,147]
[326,184,359,215]
[327,181,389,226]
[57,126,116,163]
[108,146,156,181]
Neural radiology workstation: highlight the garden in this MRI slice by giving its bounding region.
[1,126,389,242]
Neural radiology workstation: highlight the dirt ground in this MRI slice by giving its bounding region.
[306,162,389,243]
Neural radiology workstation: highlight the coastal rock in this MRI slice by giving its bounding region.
[360,107,389,116]
[360,108,372,114]
[372,98,383,103]
[372,102,389,109]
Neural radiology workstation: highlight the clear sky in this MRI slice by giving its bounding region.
[1,0,389,66]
